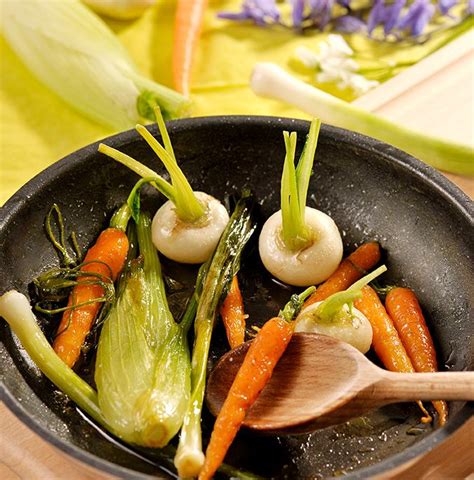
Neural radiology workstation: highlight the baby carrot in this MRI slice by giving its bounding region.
[386,287,448,425]
[220,276,246,349]
[53,228,129,367]
[172,0,208,97]
[199,287,314,480]
[304,242,381,307]
[199,317,294,480]
[355,285,432,423]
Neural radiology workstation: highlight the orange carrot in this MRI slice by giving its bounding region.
[53,228,129,367]
[220,276,246,349]
[199,316,294,480]
[172,0,208,97]
[304,242,381,307]
[355,286,432,423]
[386,287,448,426]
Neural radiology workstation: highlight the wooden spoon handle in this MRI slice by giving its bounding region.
[374,371,474,402]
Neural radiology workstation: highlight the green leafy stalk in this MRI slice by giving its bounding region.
[136,107,205,223]
[251,63,474,175]
[94,213,191,447]
[281,118,322,251]
[174,192,256,478]
[316,264,388,323]
[0,290,106,428]
[279,286,316,322]
[98,143,176,202]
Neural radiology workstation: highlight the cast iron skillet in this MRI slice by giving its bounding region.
[0,116,473,479]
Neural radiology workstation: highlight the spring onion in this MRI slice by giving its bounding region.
[174,192,256,478]
[1,0,191,130]
[0,290,107,428]
[259,118,343,287]
[251,63,474,176]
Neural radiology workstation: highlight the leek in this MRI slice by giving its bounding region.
[1,0,191,130]
[175,192,256,478]
[94,212,191,447]
[251,63,474,176]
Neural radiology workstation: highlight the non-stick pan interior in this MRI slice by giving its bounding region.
[1,116,472,479]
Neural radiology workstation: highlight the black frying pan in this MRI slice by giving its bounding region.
[1,116,473,479]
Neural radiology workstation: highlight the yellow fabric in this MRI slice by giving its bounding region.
[0,0,469,205]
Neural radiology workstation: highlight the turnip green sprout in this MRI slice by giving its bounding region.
[259,118,343,287]
[99,106,229,264]
[251,63,474,176]
[295,264,388,353]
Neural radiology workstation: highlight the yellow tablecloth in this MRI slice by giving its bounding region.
[0,0,468,205]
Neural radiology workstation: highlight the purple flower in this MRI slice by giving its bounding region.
[309,0,335,28]
[469,0,474,13]
[367,0,387,34]
[292,0,306,27]
[335,14,366,32]
[383,0,406,34]
[438,0,457,14]
[218,0,280,26]
[336,0,352,8]
[397,0,435,36]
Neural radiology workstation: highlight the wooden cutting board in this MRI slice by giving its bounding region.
[1,30,473,480]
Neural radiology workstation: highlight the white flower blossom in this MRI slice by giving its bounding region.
[294,34,379,95]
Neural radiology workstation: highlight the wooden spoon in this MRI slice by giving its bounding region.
[206,333,474,435]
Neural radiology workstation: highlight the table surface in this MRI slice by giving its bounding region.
[1,29,473,480]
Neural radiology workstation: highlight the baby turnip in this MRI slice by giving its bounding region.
[295,265,387,353]
[259,118,343,286]
[99,105,229,264]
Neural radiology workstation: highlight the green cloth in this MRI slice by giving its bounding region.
[0,0,469,205]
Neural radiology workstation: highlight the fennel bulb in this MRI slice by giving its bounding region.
[1,0,190,130]
[95,213,191,447]
[251,63,474,176]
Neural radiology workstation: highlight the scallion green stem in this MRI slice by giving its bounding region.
[0,290,107,429]
[251,63,474,176]
[174,193,255,478]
